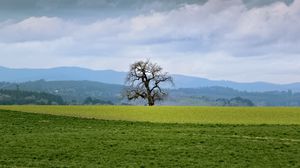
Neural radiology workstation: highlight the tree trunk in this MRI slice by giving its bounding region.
[148,101,154,106]
[144,80,155,106]
[147,94,154,106]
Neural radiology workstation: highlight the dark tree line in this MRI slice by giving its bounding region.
[0,89,65,105]
[216,97,255,106]
[84,97,114,105]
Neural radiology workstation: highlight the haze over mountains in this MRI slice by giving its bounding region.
[1,66,300,92]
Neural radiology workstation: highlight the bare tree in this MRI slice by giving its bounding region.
[124,60,173,106]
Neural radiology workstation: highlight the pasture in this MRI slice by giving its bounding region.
[0,106,300,167]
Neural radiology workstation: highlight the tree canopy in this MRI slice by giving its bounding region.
[124,60,173,106]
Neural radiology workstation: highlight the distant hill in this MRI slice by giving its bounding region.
[0,66,126,85]
[0,80,122,104]
[167,87,300,106]
[173,75,300,92]
[1,66,300,92]
[1,80,300,106]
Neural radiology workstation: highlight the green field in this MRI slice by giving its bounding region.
[0,105,300,124]
[1,106,300,167]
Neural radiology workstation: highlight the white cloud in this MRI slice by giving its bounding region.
[0,17,76,42]
[0,0,300,83]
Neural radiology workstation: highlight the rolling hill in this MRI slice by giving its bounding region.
[1,66,300,92]
[1,80,300,106]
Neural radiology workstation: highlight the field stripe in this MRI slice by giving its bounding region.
[215,135,300,142]
[1,105,300,125]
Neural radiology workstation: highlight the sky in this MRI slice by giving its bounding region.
[0,0,299,84]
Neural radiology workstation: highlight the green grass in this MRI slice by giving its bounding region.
[0,105,300,124]
[1,109,300,167]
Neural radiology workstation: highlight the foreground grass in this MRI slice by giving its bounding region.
[0,110,300,167]
[0,105,300,124]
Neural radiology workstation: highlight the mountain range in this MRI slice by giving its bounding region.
[1,66,300,92]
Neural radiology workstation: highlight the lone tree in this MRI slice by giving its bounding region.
[124,60,173,106]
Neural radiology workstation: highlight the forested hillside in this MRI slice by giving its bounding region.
[0,89,65,105]
[1,80,299,106]
[168,87,300,106]
[0,80,122,104]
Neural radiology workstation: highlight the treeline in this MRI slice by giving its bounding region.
[169,87,300,106]
[83,97,114,105]
[0,89,115,105]
[216,97,254,106]
[1,80,299,106]
[164,95,255,106]
[0,89,65,105]
[0,80,121,104]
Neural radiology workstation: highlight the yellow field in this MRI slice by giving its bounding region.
[1,105,300,124]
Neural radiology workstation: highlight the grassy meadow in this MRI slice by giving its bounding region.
[0,106,300,167]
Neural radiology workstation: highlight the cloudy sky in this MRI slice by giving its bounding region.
[0,0,299,84]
